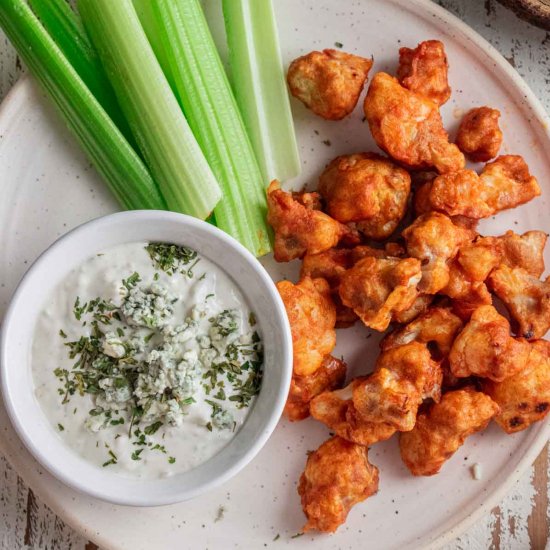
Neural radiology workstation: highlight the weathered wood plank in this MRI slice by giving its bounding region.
[0,456,88,550]
[528,448,549,549]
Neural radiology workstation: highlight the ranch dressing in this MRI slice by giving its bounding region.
[31,242,263,479]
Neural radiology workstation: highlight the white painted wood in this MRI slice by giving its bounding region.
[0,1,548,548]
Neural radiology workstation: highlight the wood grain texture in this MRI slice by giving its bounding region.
[497,0,550,31]
[0,1,549,548]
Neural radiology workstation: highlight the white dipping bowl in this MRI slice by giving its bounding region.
[0,211,292,506]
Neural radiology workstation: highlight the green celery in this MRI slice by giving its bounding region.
[77,0,222,220]
[0,0,166,211]
[134,0,271,256]
[222,0,300,183]
[28,0,134,144]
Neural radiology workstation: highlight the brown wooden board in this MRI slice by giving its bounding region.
[497,0,550,30]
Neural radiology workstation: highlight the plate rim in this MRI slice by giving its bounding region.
[0,0,549,546]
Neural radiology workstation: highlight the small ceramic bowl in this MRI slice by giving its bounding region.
[0,210,292,506]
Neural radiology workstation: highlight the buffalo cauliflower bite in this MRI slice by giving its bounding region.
[339,256,422,332]
[427,156,541,219]
[399,388,499,476]
[440,237,500,316]
[441,230,546,319]
[456,107,503,162]
[402,212,475,294]
[363,72,464,173]
[318,153,411,239]
[497,230,547,277]
[276,277,336,377]
[267,180,358,262]
[397,40,451,105]
[310,387,397,446]
[284,355,347,422]
[287,49,373,120]
[488,265,550,340]
[483,340,550,433]
[449,305,531,381]
[301,244,420,327]
[352,342,442,431]
[381,307,463,357]
[298,436,380,533]
[392,294,434,324]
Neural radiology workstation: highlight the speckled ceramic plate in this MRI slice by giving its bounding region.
[1,0,550,548]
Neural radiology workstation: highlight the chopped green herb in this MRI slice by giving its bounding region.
[291,533,304,539]
[334,41,343,48]
[168,456,176,464]
[59,329,67,338]
[102,449,118,467]
[205,399,223,417]
[73,296,86,320]
[248,312,256,326]
[57,423,65,431]
[122,272,141,290]
[131,449,144,461]
[146,242,198,276]
[144,421,163,435]
[206,421,213,432]
[273,534,280,541]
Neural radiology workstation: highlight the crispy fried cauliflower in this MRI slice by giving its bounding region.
[298,436,379,533]
[318,153,411,239]
[284,355,347,422]
[287,49,373,120]
[363,72,464,173]
[403,212,475,294]
[397,40,451,105]
[449,305,531,381]
[426,156,541,219]
[310,387,397,446]
[399,388,499,476]
[339,255,422,331]
[267,180,358,262]
[483,340,550,433]
[488,265,550,339]
[300,245,396,328]
[456,106,503,162]
[440,236,500,317]
[441,230,546,319]
[352,342,442,431]
[392,294,434,324]
[300,247,357,327]
[496,230,547,277]
[381,307,463,357]
[276,277,336,376]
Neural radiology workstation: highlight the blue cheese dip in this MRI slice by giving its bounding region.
[31,242,263,478]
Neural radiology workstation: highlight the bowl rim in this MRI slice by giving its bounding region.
[0,210,292,506]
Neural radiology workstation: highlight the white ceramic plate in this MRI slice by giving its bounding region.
[1,0,549,548]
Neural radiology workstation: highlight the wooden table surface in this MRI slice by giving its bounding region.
[0,1,549,548]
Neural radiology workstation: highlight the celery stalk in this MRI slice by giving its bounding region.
[135,0,271,256]
[222,0,300,183]
[77,0,222,220]
[0,0,166,211]
[28,0,134,144]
